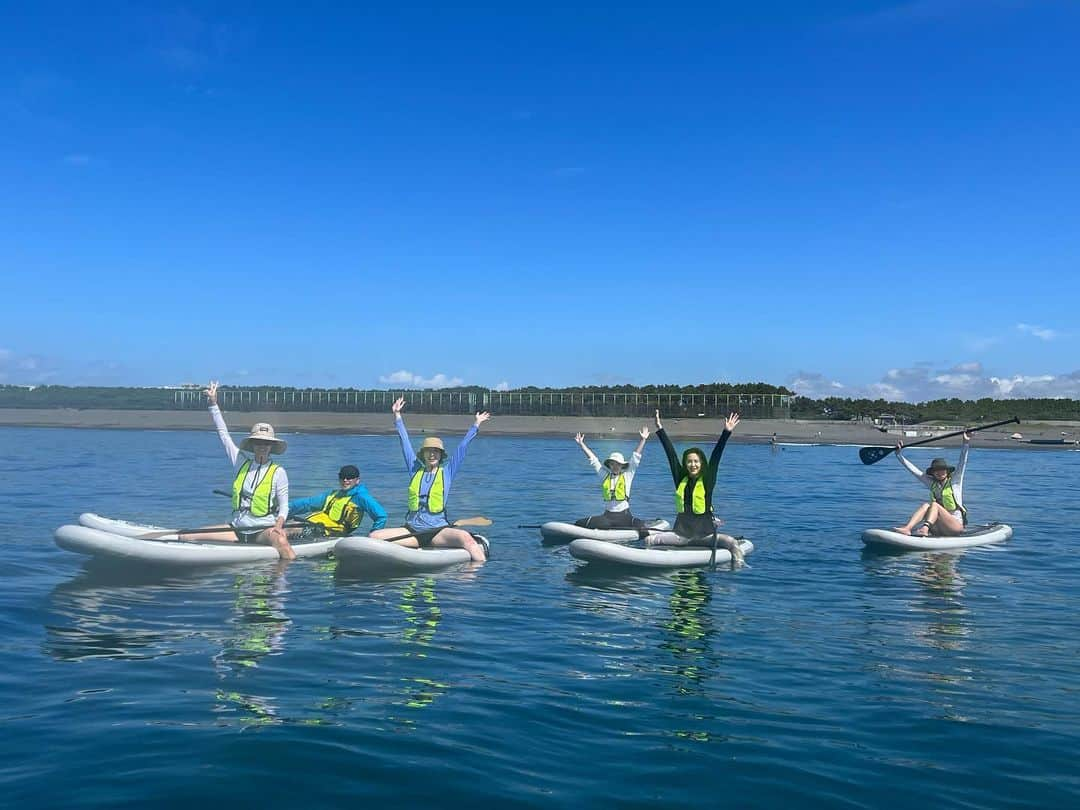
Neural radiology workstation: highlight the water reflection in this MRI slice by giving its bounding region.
[565,566,721,695]
[659,570,716,696]
[392,577,447,718]
[860,548,977,721]
[213,567,291,674]
[44,563,217,662]
[910,553,970,653]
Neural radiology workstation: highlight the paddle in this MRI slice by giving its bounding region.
[377,516,493,544]
[137,521,313,540]
[859,417,1020,465]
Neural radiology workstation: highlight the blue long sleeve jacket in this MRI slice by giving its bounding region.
[288,483,388,531]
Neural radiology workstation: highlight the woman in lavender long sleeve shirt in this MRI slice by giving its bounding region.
[368,397,490,562]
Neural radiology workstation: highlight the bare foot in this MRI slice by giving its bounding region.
[894,527,912,535]
[914,526,930,537]
[729,542,746,570]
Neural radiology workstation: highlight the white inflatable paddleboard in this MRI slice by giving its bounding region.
[861,523,1013,551]
[335,536,482,574]
[539,519,670,546]
[568,537,753,569]
[80,512,176,538]
[55,524,337,566]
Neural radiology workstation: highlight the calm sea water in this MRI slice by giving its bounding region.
[1,426,1078,807]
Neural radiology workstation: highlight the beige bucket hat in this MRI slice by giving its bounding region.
[239,422,287,454]
[604,451,628,470]
[417,436,447,461]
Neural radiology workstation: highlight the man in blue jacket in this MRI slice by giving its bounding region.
[287,465,388,537]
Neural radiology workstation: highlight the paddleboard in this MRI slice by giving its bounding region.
[55,524,337,566]
[568,537,753,569]
[861,523,1012,551]
[335,535,482,574]
[539,519,669,546]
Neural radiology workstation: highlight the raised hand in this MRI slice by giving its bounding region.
[724,412,740,432]
[639,425,650,440]
[654,409,663,431]
[963,431,971,441]
[391,397,406,416]
[575,432,586,445]
[895,440,904,451]
[204,380,219,406]
[475,411,492,427]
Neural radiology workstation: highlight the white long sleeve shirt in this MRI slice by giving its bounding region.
[897,439,969,511]
[210,404,289,525]
[587,449,642,513]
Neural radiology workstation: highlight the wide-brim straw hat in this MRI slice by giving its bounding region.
[604,451,628,470]
[239,422,287,454]
[417,436,447,461]
[926,457,955,474]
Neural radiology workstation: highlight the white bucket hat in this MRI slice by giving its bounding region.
[239,422,287,454]
[603,451,628,470]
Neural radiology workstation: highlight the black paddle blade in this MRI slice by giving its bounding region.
[859,446,895,465]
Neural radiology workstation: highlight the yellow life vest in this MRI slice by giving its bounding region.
[674,476,708,515]
[930,479,967,523]
[408,467,446,514]
[303,491,361,535]
[232,460,279,517]
[601,473,629,502]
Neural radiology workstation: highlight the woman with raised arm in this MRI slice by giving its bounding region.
[573,426,649,529]
[368,397,490,562]
[648,409,745,569]
[893,432,971,537]
[182,381,295,560]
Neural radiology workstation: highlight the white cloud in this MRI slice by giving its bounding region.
[791,362,1080,402]
[0,349,58,384]
[379,370,465,389]
[788,370,847,399]
[493,381,510,392]
[1016,323,1059,341]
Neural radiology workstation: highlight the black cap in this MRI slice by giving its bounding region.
[338,465,360,479]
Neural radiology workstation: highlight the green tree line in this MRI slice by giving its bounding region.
[2,384,1077,421]
[789,395,1079,423]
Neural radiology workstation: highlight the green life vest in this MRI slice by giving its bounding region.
[674,476,709,515]
[232,460,279,517]
[601,473,629,502]
[408,467,446,514]
[303,491,361,535]
[930,478,967,523]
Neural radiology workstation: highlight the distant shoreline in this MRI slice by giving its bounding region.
[1,408,1076,450]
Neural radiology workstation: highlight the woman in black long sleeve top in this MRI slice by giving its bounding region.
[650,409,745,568]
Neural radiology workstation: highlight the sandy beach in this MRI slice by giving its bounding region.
[1,408,1076,450]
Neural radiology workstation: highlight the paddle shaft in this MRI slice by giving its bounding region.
[863,417,1019,464]
[139,520,312,539]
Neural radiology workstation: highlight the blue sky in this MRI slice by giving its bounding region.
[3,1,1078,401]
